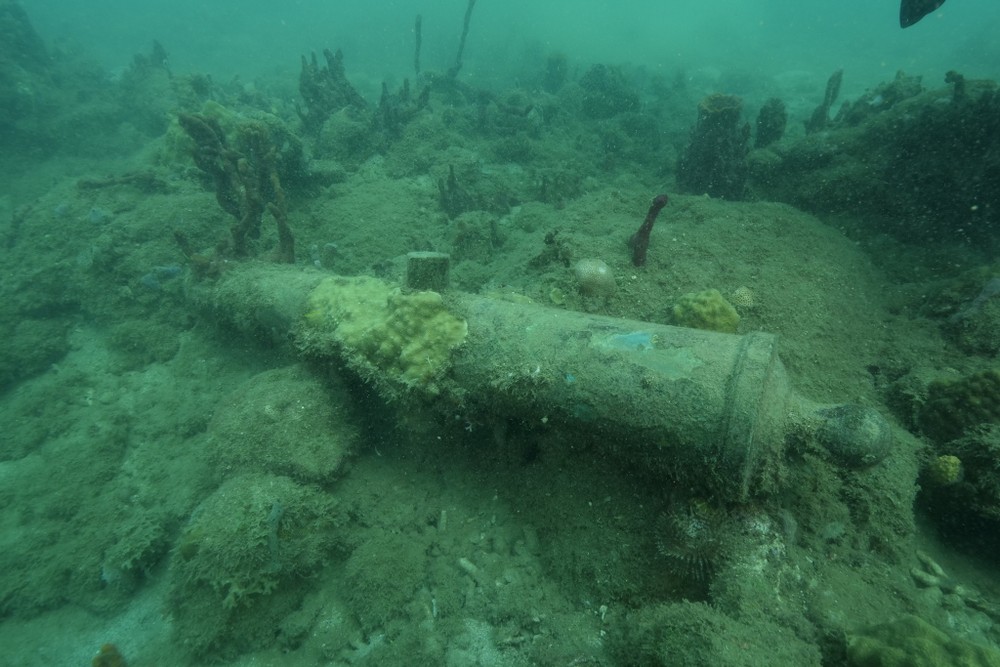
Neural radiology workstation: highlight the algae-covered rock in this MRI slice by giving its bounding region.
[344,532,428,633]
[923,425,1000,528]
[300,275,467,394]
[207,364,357,482]
[108,319,181,371]
[919,369,1000,444]
[608,600,821,667]
[168,473,342,659]
[0,317,71,391]
[578,63,640,119]
[750,78,1000,250]
[671,288,741,334]
[847,614,1000,666]
[945,289,1000,355]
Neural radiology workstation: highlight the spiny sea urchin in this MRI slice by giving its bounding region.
[655,499,733,581]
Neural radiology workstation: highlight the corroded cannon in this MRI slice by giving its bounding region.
[197,263,892,502]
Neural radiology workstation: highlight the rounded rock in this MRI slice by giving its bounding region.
[574,258,616,297]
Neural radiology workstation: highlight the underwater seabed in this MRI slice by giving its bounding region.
[4,7,1000,667]
[2,165,1000,666]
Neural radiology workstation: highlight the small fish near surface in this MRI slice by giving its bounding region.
[900,0,946,27]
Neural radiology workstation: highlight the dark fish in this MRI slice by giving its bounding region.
[900,0,946,27]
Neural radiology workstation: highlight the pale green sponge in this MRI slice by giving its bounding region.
[671,288,740,334]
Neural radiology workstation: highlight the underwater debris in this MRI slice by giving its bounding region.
[405,251,451,291]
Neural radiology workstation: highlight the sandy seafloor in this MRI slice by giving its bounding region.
[3,11,1000,667]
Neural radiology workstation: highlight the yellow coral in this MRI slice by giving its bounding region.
[301,276,467,392]
[729,286,756,311]
[925,454,963,486]
[671,289,740,334]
